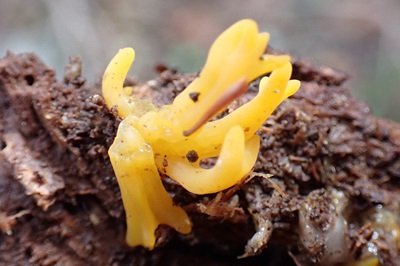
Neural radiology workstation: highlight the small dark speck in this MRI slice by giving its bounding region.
[189,92,200,102]
[163,157,168,168]
[244,127,250,132]
[33,173,45,185]
[0,139,6,150]
[155,64,168,73]
[186,150,199,163]
[24,75,35,86]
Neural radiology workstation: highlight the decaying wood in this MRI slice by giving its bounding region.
[0,52,399,265]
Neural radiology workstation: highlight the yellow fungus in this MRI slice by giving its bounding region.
[350,256,379,266]
[102,19,300,249]
[158,126,260,194]
[102,47,136,118]
[108,117,191,248]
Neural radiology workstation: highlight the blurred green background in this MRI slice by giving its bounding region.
[1,0,399,121]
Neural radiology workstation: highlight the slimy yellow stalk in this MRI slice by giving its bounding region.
[102,19,300,249]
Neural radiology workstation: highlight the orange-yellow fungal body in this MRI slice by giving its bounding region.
[102,19,300,249]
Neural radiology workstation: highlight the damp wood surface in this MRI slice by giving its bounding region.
[0,52,399,265]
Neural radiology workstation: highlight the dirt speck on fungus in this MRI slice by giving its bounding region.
[0,51,399,265]
[186,150,199,163]
[189,92,200,102]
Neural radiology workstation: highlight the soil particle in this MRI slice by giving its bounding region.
[186,150,199,163]
[189,92,200,102]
